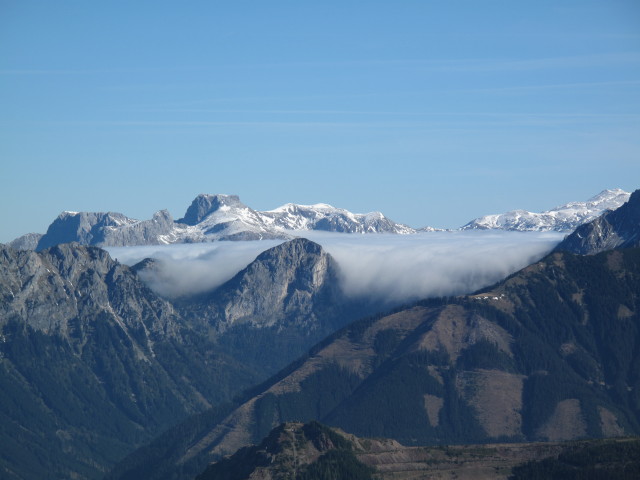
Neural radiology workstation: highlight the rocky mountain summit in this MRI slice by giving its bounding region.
[462,188,630,232]
[10,194,415,250]
[9,188,632,250]
[555,188,640,255]
[185,238,344,332]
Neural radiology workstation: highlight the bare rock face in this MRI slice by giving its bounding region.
[35,211,137,250]
[555,189,640,255]
[0,243,262,480]
[0,242,179,338]
[34,210,178,250]
[100,209,177,246]
[7,232,43,250]
[0,238,363,479]
[177,194,246,226]
[186,238,346,332]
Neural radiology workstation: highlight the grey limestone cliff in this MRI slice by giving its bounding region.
[184,238,346,333]
[8,232,43,250]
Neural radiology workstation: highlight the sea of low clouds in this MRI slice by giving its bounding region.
[107,231,564,304]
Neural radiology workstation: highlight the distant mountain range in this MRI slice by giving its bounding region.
[8,189,630,250]
[8,194,415,251]
[462,188,630,232]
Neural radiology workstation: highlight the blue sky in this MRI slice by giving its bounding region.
[1,1,639,242]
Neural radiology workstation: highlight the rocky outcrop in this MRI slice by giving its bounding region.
[35,211,138,250]
[555,189,640,254]
[34,210,178,250]
[7,232,42,250]
[192,238,344,332]
[0,242,178,337]
[195,421,374,480]
[178,194,247,226]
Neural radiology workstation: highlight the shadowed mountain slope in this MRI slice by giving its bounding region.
[108,246,640,480]
[0,243,260,479]
[0,238,370,479]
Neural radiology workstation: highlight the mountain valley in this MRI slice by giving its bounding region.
[0,188,638,480]
[109,243,640,479]
[0,238,374,479]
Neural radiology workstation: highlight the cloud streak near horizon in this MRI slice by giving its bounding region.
[107,231,563,304]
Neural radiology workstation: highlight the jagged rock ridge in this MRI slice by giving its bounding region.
[11,194,416,250]
[555,188,640,255]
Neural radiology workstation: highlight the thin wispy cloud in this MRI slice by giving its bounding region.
[138,52,639,73]
[463,80,640,94]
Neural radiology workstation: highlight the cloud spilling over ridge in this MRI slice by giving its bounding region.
[107,231,563,303]
[303,231,563,303]
[107,240,284,299]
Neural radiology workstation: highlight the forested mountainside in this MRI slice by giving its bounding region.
[196,421,640,480]
[108,246,640,480]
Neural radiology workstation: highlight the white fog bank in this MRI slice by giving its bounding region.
[107,231,564,303]
[302,231,563,303]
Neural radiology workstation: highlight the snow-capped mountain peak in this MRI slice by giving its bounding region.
[461,188,631,232]
[10,188,633,250]
[261,202,415,234]
[177,193,246,226]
